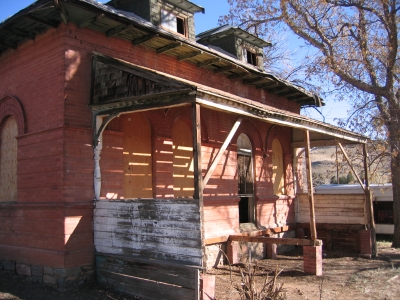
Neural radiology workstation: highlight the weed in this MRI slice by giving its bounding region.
[233,263,286,300]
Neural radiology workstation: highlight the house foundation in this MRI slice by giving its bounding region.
[0,260,94,291]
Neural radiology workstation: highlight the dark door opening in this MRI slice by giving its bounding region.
[239,197,250,223]
[237,133,254,224]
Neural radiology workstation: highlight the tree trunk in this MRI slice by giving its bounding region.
[389,103,400,248]
[391,152,400,248]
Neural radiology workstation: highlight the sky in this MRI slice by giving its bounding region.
[0,0,350,125]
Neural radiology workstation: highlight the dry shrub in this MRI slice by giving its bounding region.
[233,263,286,300]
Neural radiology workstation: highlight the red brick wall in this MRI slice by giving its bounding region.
[0,204,93,268]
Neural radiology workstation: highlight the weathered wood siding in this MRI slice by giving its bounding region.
[94,199,202,265]
[298,193,366,224]
[96,254,199,300]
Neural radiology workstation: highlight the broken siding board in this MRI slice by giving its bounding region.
[93,216,201,231]
[94,223,198,238]
[95,245,203,265]
[95,232,201,249]
[98,269,196,300]
[96,256,197,289]
[96,255,198,299]
[94,208,201,222]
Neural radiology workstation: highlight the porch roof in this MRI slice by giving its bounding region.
[90,54,368,147]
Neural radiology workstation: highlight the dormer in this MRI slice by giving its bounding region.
[196,25,271,70]
[107,0,204,40]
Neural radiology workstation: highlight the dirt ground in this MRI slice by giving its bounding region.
[210,240,400,300]
[0,240,399,300]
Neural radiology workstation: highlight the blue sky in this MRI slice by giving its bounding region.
[0,0,349,125]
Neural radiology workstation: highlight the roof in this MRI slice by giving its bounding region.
[196,25,272,48]
[0,0,324,108]
[106,0,205,14]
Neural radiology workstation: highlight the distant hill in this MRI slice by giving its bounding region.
[306,146,390,185]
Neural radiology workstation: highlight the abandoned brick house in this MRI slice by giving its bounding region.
[0,0,375,299]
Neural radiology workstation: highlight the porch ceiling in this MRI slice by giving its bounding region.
[1,0,321,108]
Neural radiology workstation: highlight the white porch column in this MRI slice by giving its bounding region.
[94,115,103,200]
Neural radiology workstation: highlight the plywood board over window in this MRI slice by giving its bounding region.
[122,113,153,198]
[172,119,194,198]
[272,138,285,195]
[0,116,18,202]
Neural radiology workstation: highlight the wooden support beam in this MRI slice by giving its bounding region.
[337,142,365,189]
[204,225,297,245]
[363,143,377,256]
[304,129,317,241]
[227,72,248,80]
[178,50,203,61]
[363,143,375,229]
[54,0,69,24]
[197,58,220,68]
[107,24,133,37]
[276,89,299,97]
[132,33,159,46]
[3,26,35,40]
[229,236,322,246]
[214,65,235,73]
[203,117,242,186]
[78,14,104,28]
[0,39,18,50]
[265,86,285,93]
[256,82,277,89]
[192,103,206,268]
[192,103,203,200]
[156,42,182,54]
[288,95,309,101]
[243,77,263,85]
[24,15,59,28]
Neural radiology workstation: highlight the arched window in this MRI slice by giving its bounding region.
[122,113,153,198]
[172,119,194,198]
[237,133,254,223]
[272,138,285,195]
[0,116,18,202]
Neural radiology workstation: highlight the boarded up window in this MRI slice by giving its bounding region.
[0,116,18,202]
[122,113,153,198]
[272,138,285,195]
[237,134,253,195]
[173,120,194,198]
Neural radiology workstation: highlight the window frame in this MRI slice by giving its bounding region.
[160,8,188,37]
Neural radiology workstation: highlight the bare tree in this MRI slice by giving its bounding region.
[220,0,400,247]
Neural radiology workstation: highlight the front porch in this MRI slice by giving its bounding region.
[90,54,373,299]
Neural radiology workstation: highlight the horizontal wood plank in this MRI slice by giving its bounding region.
[228,236,322,246]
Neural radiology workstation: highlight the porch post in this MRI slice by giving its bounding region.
[94,115,103,200]
[303,130,317,241]
[192,103,203,201]
[192,103,210,300]
[363,143,377,257]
